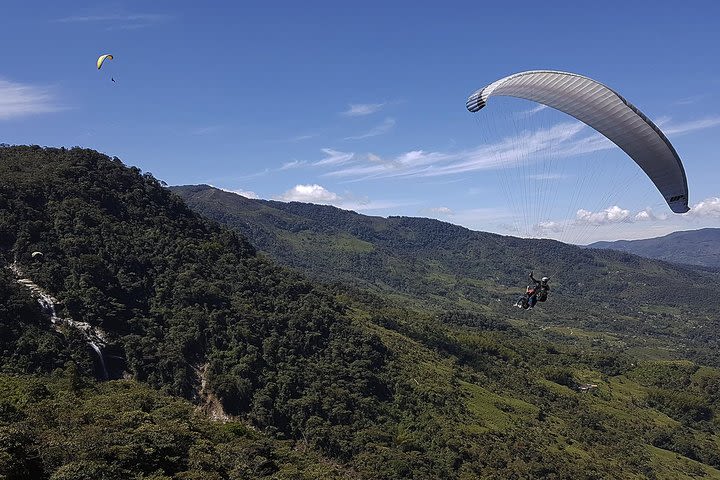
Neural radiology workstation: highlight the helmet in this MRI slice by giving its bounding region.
[541,277,549,282]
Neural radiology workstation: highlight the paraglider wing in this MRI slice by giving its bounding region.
[466,70,689,213]
[31,251,43,258]
[97,54,113,70]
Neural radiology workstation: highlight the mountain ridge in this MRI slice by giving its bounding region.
[171,185,720,337]
[589,228,720,269]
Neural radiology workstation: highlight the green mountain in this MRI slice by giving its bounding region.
[2,147,720,479]
[1,146,391,477]
[172,184,720,366]
[589,228,720,269]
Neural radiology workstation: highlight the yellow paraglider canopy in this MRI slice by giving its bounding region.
[97,54,113,70]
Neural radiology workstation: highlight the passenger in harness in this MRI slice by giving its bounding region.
[531,272,550,302]
[515,272,550,309]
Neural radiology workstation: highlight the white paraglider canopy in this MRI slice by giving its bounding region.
[467,70,689,214]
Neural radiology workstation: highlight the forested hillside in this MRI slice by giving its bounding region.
[2,146,720,479]
[173,184,720,367]
[0,146,394,474]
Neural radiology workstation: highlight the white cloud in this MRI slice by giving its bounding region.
[535,221,564,233]
[227,158,307,180]
[576,206,630,225]
[0,78,62,120]
[342,103,384,116]
[345,118,396,140]
[429,207,454,216]
[273,183,415,212]
[233,189,259,199]
[552,130,614,157]
[634,210,652,221]
[280,160,306,170]
[663,117,720,136]
[317,113,720,183]
[494,196,720,244]
[687,196,720,217]
[520,199,720,243]
[550,115,720,158]
[211,185,259,199]
[289,133,318,142]
[328,121,585,180]
[54,13,171,29]
[313,148,354,166]
[518,104,549,118]
[633,207,666,222]
[276,184,341,203]
[323,149,453,181]
[513,206,675,242]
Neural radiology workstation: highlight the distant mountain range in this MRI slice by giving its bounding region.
[171,185,720,340]
[589,228,720,269]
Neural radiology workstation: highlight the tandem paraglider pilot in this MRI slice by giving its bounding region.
[515,272,550,310]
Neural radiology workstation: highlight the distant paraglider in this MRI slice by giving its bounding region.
[31,251,44,258]
[97,54,116,83]
[96,54,113,70]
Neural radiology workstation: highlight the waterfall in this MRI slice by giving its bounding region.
[89,342,109,380]
[37,292,59,322]
[10,262,110,380]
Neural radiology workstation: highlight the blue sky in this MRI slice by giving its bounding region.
[2,0,719,243]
